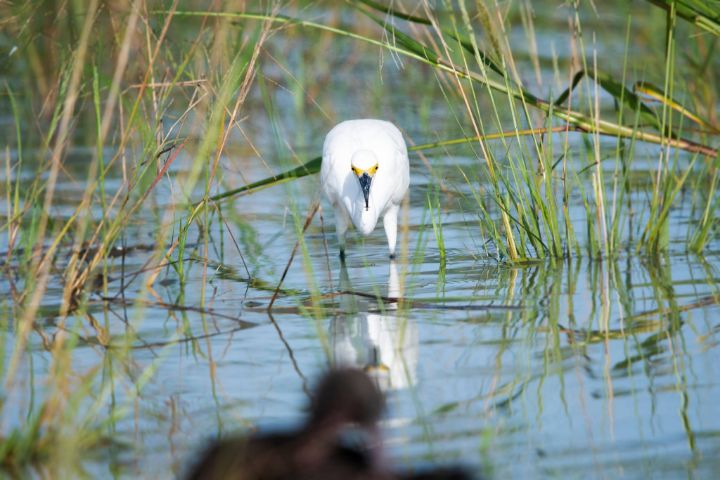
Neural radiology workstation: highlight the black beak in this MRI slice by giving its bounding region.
[358,173,372,210]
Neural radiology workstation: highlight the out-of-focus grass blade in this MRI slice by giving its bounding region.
[646,0,720,37]
[635,81,720,133]
[354,0,431,25]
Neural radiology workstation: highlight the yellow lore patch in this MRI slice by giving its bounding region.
[351,163,379,177]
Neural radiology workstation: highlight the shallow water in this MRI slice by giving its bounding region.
[2,1,720,479]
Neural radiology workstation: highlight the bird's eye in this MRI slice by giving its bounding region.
[368,164,378,175]
[351,166,362,176]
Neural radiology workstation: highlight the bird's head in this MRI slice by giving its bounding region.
[350,150,379,211]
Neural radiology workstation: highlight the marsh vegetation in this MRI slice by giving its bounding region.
[1,0,719,478]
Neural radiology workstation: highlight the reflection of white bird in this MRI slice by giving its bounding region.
[331,262,418,391]
[321,119,410,259]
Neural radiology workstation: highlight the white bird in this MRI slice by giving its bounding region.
[321,119,410,259]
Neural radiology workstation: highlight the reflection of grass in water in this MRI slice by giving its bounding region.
[428,190,447,277]
[1,0,719,475]
[421,255,717,464]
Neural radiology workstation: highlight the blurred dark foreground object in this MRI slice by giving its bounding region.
[185,368,475,480]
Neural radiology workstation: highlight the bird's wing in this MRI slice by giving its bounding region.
[321,148,351,206]
[390,148,410,204]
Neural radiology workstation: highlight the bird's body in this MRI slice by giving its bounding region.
[321,119,410,258]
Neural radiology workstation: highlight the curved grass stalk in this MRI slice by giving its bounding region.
[202,127,570,203]
[645,0,720,37]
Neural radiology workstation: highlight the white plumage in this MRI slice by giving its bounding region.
[321,119,410,259]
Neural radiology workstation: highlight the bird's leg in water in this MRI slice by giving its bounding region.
[334,205,349,260]
[383,205,399,259]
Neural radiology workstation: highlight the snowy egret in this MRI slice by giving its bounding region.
[321,119,410,259]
